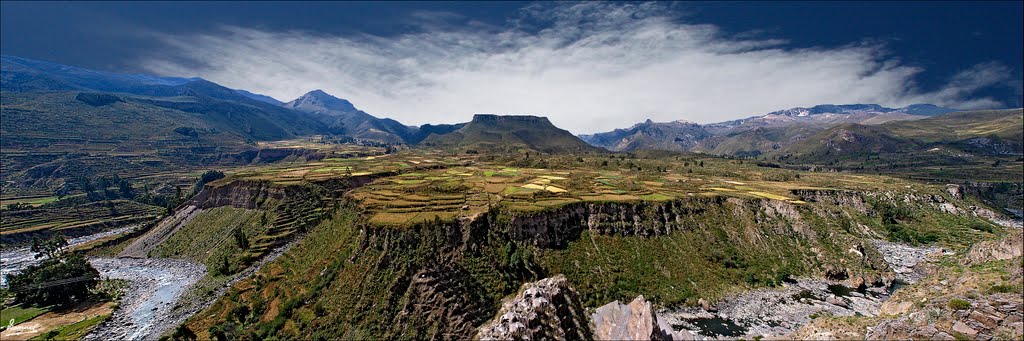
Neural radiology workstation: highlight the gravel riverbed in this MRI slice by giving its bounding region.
[84,258,205,341]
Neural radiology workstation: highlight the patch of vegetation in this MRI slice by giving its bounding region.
[0,305,51,331]
[6,235,100,307]
[947,298,971,310]
[29,313,109,340]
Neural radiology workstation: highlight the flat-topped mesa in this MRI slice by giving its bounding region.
[422,113,603,153]
[470,114,553,125]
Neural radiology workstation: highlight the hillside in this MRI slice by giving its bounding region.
[422,114,605,153]
[705,103,957,135]
[772,123,918,163]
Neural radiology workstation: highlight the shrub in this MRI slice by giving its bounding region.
[170,325,197,341]
[989,283,1020,294]
[948,298,971,310]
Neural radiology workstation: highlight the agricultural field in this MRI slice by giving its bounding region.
[0,200,162,245]
[312,150,958,228]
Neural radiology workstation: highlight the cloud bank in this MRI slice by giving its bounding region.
[141,2,1015,133]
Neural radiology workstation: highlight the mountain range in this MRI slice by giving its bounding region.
[582,103,962,153]
[2,55,1021,167]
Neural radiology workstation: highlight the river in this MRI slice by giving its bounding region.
[0,227,206,340]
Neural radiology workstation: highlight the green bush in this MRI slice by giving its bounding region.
[989,283,1021,294]
[886,224,939,245]
[948,298,972,310]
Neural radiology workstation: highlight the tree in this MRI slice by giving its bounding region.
[9,235,99,306]
[119,180,135,199]
[233,226,249,250]
[30,235,68,260]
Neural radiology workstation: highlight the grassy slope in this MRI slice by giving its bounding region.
[882,109,1023,143]
[0,91,251,153]
[149,206,266,274]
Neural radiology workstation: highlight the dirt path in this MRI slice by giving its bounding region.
[0,301,114,340]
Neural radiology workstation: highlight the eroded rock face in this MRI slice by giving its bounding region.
[965,229,1023,264]
[477,275,593,341]
[591,295,691,340]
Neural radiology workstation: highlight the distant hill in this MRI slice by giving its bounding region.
[283,90,415,144]
[579,119,711,152]
[581,103,961,155]
[1,55,197,93]
[423,114,604,154]
[704,103,959,135]
[235,89,284,105]
[1,56,329,141]
[772,108,1023,163]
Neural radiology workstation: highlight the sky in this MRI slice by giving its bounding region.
[2,1,1022,133]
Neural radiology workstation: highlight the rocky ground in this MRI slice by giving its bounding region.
[792,229,1024,340]
[657,238,943,340]
[84,258,205,340]
[659,279,889,339]
[871,239,945,284]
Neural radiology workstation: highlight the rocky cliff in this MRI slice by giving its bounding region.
[477,275,593,340]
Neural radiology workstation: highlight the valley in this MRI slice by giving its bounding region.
[0,55,1021,341]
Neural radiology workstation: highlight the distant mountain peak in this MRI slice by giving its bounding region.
[285,89,357,113]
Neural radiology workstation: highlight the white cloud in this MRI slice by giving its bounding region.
[140,2,1015,134]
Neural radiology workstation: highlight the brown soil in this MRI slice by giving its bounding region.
[0,301,114,340]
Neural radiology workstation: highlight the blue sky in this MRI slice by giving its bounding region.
[2,1,1021,132]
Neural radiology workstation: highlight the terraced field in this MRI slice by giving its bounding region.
[0,200,162,244]
[196,147,985,230]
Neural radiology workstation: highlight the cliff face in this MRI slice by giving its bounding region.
[181,178,1015,340]
[187,180,287,209]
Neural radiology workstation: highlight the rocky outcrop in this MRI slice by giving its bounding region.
[394,265,495,340]
[592,295,691,340]
[477,275,593,340]
[792,189,871,214]
[187,180,287,209]
[965,229,1024,264]
[871,240,941,284]
[865,296,1024,341]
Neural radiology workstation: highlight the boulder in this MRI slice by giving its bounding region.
[953,321,978,338]
[592,295,692,340]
